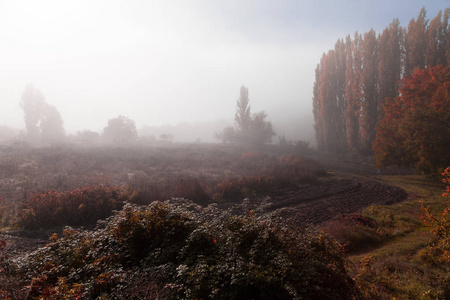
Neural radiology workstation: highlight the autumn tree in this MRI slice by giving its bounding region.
[359,29,379,153]
[333,39,348,152]
[314,49,346,153]
[344,33,362,150]
[312,62,325,150]
[316,51,336,152]
[377,19,403,121]
[373,65,450,174]
[404,7,428,75]
[445,8,450,64]
[427,8,449,66]
[103,115,138,145]
[313,8,448,156]
[427,10,443,66]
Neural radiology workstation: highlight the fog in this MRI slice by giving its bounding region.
[0,0,446,143]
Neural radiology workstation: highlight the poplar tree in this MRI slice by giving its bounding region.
[405,7,428,75]
[377,19,403,122]
[359,29,378,152]
[235,86,252,133]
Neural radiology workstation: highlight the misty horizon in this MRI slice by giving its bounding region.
[1,1,447,140]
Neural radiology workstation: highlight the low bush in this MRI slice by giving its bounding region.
[215,175,275,200]
[0,240,26,299]
[278,155,326,179]
[321,214,388,254]
[130,174,211,205]
[421,166,450,263]
[15,201,358,299]
[18,185,133,229]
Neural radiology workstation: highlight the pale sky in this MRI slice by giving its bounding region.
[1,0,448,134]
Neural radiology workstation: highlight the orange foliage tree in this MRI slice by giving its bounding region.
[421,167,450,262]
[373,65,450,174]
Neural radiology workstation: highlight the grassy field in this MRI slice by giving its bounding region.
[345,174,449,299]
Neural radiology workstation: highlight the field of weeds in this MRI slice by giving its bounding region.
[0,143,447,298]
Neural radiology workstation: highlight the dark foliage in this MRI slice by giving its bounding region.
[19,185,133,229]
[14,201,358,299]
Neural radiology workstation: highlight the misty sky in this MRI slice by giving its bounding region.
[1,0,448,134]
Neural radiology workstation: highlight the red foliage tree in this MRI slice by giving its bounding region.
[373,65,450,173]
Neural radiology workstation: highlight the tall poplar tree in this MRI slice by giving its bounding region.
[344,33,363,150]
[235,86,252,133]
[427,10,443,66]
[334,39,347,152]
[312,8,449,156]
[445,8,450,64]
[377,19,403,121]
[405,7,428,75]
[360,29,378,152]
[313,63,325,150]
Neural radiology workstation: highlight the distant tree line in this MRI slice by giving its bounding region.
[313,7,449,154]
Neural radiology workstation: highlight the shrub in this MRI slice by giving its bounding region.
[215,176,275,200]
[421,166,450,263]
[130,174,211,205]
[19,185,133,229]
[0,240,26,299]
[321,214,387,254]
[16,201,358,299]
[278,155,326,179]
[213,155,325,201]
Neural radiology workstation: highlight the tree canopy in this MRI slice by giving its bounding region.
[373,65,450,174]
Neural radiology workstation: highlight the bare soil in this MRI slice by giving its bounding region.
[223,173,407,225]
